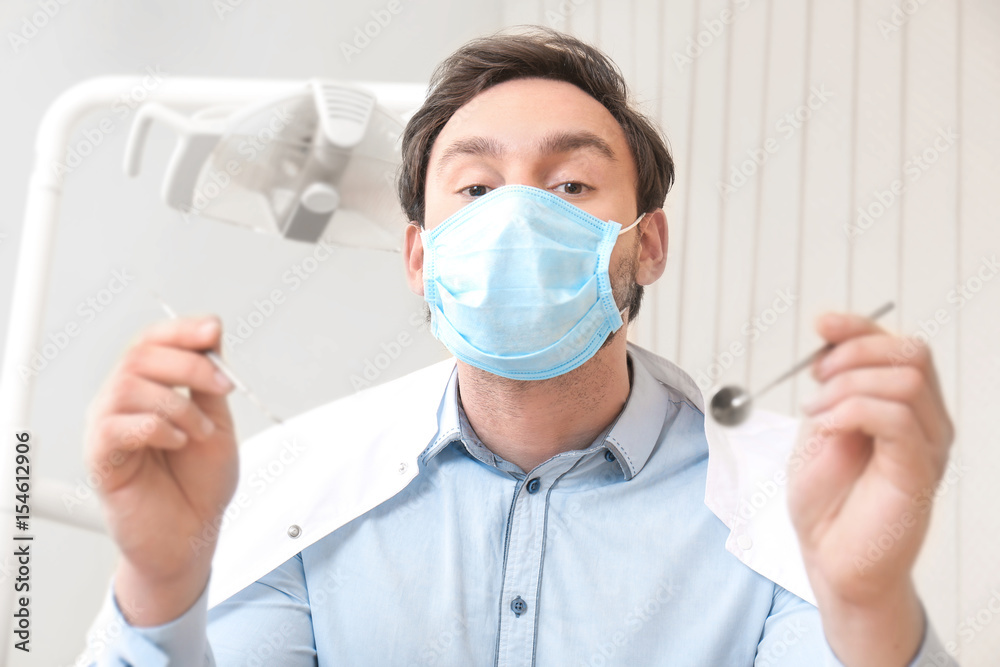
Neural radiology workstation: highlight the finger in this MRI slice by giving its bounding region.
[815,311,888,346]
[810,311,890,381]
[99,375,217,440]
[86,413,191,496]
[134,316,225,353]
[814,333,943,398]
[189,384,235,430]
[118,344,234,395]
[813,396,939,486]
[801,366,948,446]
[89,412,189,463]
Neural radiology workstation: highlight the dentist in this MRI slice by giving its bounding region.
[83,28,955,666]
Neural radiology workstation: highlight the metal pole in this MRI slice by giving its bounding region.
[0,76,425,664]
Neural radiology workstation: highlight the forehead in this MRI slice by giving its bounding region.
[428,77,633,167]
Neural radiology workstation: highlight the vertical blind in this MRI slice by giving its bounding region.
[501,0,1000,661]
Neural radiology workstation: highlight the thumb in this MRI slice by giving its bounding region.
[191,321,236,433]
[814,310,887,345]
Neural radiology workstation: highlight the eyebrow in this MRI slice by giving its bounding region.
[538,131,617,161]
[435,130,618,175]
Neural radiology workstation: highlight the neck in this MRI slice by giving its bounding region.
[457,331,632,474]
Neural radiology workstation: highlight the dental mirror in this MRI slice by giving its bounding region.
[709,301,895,426]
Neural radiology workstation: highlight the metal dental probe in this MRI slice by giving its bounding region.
[152,292,285,426]
[709,301,896,426]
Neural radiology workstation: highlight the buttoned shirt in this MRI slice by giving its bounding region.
[84,349,954,666]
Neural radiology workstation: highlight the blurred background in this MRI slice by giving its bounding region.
[0,0,997,664]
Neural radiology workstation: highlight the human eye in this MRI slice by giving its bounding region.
[553,182,591,196]
[459,184,492,197]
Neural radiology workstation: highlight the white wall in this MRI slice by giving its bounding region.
[512,0,997,663]
[1,0,997,665]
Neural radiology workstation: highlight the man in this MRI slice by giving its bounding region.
[82,29,955,666]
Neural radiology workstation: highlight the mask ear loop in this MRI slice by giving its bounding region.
[617,212,645,236]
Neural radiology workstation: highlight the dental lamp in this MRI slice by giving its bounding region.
[0,76,425,661]
[125,79,410,249]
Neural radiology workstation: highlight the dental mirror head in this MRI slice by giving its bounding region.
[710,385,752,427]
[708,301,895,428]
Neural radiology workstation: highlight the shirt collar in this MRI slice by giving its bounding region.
[418,351,671,481]
[418,366,462,467]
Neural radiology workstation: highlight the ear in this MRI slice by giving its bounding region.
[634,208,668,286]
[404,222,425,296]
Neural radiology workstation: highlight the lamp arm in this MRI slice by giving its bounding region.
[0,76,426,664]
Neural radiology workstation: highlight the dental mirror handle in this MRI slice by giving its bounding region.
[740,300,896,404]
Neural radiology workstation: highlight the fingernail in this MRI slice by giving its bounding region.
[200,414,216,436]
[820,313,842,330]
[171,426,188,444]
[199,319,219,337]
[214,370,234,391]
[800,395,821,414]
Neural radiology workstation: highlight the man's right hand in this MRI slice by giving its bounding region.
[84,316,238,626]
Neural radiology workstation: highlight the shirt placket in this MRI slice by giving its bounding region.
[494,455,583,667]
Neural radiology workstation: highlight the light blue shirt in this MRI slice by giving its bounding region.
[89,353,953,666]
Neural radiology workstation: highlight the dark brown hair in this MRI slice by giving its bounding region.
[398,27,675,321]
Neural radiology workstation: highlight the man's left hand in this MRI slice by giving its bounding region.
[788,310,954,666]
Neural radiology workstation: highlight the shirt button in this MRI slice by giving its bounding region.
[737,534,753,550]
[526,478,541,494]
[510,596,527,617]
[287,525,302,539]
[604,450,616,462]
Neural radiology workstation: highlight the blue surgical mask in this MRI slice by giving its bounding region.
[421,184,643,381]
